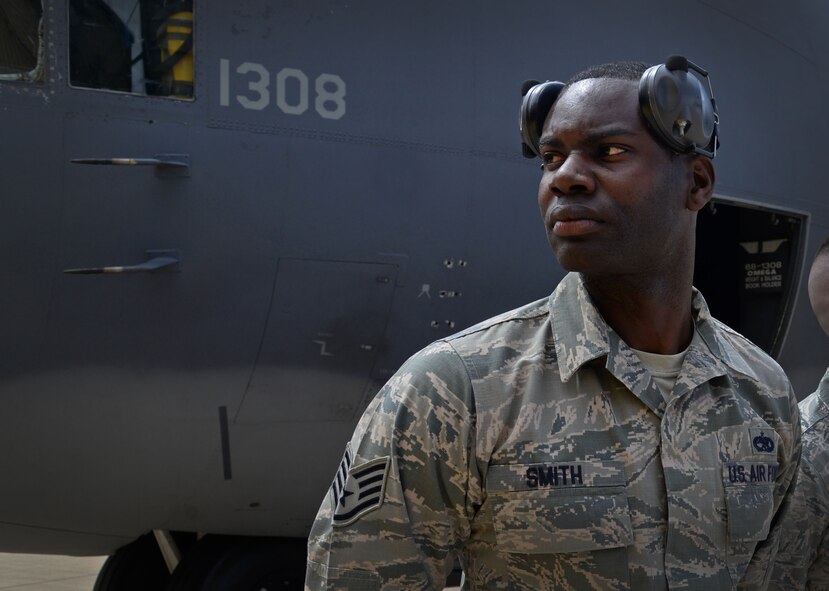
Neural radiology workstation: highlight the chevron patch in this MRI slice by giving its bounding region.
[330,445,390,527]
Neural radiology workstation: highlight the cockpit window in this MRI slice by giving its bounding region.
[68,0,194,99]
[0,0,43,81]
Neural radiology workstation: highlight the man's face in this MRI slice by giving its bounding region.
[537,78,693,277]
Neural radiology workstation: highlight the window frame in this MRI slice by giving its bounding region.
[0,1,45,83]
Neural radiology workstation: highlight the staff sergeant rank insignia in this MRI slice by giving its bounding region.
[330,444,390,527]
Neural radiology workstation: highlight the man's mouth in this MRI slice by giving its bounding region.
[550,205,604,237]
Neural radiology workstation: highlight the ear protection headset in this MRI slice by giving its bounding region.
[519,54,720,159]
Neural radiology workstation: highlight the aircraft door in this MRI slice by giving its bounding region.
[0,0,43,81]
[0,113,204,544]
[694,197,808,358]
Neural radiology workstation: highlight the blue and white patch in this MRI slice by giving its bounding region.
[330,445,390,527]
[749,428,776,454]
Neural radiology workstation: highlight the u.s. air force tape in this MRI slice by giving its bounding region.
[330,444,390,527]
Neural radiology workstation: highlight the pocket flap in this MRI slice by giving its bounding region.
[486,460,633,554]
[723,462,778,542]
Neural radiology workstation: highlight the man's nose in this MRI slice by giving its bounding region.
[549,153,595,196]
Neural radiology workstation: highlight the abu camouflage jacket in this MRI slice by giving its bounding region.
[306,272,801,590]
[772,368,829,590]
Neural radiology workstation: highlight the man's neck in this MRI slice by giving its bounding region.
[581,273,695,355]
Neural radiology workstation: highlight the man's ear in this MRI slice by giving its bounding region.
[686,156,715,212]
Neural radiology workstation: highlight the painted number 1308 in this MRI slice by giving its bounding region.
[219,59,346,120]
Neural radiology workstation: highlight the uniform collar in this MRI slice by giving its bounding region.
[549,273,610,382]
[801,368,829,429]
[550,273,762,412]
[819,367,829,402]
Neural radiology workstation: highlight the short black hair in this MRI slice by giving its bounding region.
[565,61,650,86]
[558,61,652,136]
[556,60,682,158]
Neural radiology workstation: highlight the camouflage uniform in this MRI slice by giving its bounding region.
[772,369,829,590]
[306,272,801,590]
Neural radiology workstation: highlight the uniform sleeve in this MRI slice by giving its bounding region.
[741,382,802,590]
[770,425,829,590]
[305,341,479,590]
[807,524,829,589]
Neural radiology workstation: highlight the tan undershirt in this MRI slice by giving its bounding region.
[631,331,700,401]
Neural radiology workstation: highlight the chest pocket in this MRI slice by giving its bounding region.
[723,461,778,584]
[485,460,633,554]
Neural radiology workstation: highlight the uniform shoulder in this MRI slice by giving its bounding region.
[382,297,551,412]
[707,316,790,386]
[442,297,550,347]
[799,388,829,434]
[392,299,549,384]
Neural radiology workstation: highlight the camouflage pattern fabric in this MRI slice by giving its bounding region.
[771,369,829,590]
[306,272,801,590]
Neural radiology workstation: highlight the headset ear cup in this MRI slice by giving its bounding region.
[520,81,565,158]
[640,64,687,153]
[639,58,718,157]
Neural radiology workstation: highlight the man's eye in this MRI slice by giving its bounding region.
[601,146,626,157]
[541,152,563,166]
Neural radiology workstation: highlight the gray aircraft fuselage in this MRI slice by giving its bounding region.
[0,0,827,579]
